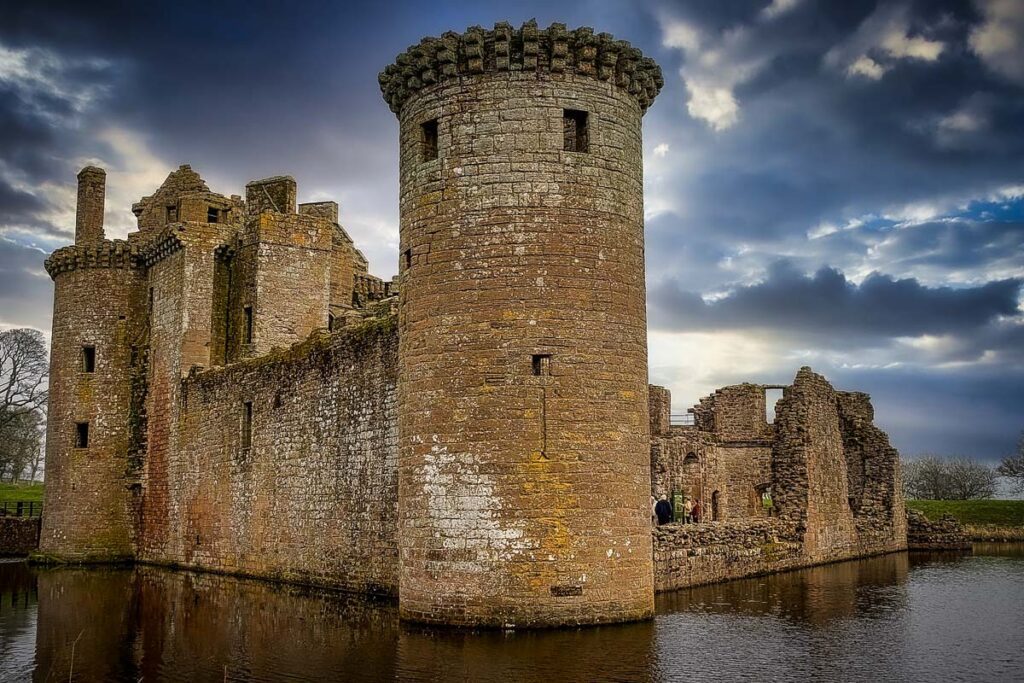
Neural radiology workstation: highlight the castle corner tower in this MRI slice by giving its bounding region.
[380,21,663,626]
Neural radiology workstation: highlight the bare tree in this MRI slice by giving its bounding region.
[0,408,43,482]
[997,431,1024,494]
[902,454,998,500]
[0,328,48,432]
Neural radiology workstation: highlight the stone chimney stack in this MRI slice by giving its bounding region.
[75,166,106,244]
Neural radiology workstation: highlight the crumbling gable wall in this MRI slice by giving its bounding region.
[131,165,211,232]
[837,391,907,548]
[772,368,858,560]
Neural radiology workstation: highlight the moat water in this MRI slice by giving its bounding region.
[2,545,1022,682]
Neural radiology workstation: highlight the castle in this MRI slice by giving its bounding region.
[39,21,907,628]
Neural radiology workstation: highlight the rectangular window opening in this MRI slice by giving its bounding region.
[241,401,253,450]
[244,305,253,344]
[167,205,178,222]
[208,207,219,223]
[563,109,589,152]
[532,354,552,376]
[421,119,438,161]
[402,248,412,272]
[765,388,784,424]
[75,422,90,448]
[81,346,96,373]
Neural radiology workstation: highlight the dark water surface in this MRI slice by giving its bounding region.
[2,545,1022,682]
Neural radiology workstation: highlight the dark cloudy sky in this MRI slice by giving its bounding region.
[1,0,1021,461]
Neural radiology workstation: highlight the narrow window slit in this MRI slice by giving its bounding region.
[241,401,253,450]
[82,346,96,373]
[421,119,438,161]
[563,109,589,152]
[244,305,254,344]
[75,422,90,448]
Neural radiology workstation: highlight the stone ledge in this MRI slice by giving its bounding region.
[379,20,663,115]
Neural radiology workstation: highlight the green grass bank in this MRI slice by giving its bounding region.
[907,499,1024,541]
[0,482,44,506]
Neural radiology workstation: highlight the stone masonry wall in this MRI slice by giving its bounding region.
[0,517,42,556]
[906,509,970,551]
[773,368,859,561]
[653,519,804,592]
[40,252,145,561]
[394,29,657,625]
[139,318,398,595]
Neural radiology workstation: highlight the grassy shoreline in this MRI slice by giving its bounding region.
[907,499,1024,541]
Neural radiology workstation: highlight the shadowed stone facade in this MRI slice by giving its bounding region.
[39,20,906,628]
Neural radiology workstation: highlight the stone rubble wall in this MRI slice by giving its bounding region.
[652,519,804,592]
[906,509,971,551]
[0,517,42,556]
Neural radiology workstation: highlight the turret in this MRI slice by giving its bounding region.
[39,169,144,561]
[75,166,106,245]
[381,21,663,627]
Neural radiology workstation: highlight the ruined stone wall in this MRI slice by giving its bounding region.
[139,319,398,595]
[652,519,804,592]
[40,247,145,561]
[837,391,907,548]
[132,165,210,232]
[0,517,41,556]
[906,509,970,551]
[717,445,773,520]
[773,368,858,560]
[392,24,659,626]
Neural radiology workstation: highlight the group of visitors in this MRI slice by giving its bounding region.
[651,494,702,526]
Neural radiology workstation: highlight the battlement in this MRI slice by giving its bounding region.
[379,21,664,115]
[44,239,136,276]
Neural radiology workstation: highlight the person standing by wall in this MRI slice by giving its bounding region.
[655,495,673,526]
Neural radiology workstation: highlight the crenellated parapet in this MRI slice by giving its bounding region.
[379,20,663,115]
[44,239,137,278]
[136,225,186,268]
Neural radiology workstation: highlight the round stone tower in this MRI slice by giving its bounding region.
[380,21,663,627]
[39,167,142,561]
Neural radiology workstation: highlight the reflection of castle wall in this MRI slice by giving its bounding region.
[655,551,910,624]
[33,567,139,681]
[395,617,657,681]
[133,567,399,681]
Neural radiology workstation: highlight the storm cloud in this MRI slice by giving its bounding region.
[0,0,1021,459]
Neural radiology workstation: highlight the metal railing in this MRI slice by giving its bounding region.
[0,501,43,518]
[669,413,695,426]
